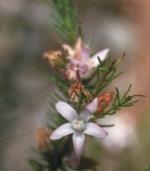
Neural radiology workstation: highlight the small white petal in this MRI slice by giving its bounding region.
[50,123,73,140]
[90,48,110,67]
[86,98,98,114]
[80,98,97,121]
[56,101,77,122]
[80,109,92,122]
[72,133,85,157]
[75,37,82,53]
[85,123,108,138]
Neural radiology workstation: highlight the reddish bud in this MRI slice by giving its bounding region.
[97,92,114,113]
[36,128,51,152]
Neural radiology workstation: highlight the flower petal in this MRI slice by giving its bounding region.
[90,48,110,67]
[86,98,98,114]
[81,46,90,60]
[50,123,73,140]
[56,101,77,122]
[80,109,92,122]
[72,133,85,157]
[80,98,98,121]
[84,122,108,138]
[74,37,82,57]
[63,44,74,58]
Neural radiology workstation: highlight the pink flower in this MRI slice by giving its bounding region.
[50,98,108,157]
[63,38,109,80]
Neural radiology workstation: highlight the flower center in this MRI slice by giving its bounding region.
[71,119,86,132]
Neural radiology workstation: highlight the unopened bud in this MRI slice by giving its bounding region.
[97,92,114,113]
[43,50,63,68]
[68,82,91,103]
[36,128,51,152]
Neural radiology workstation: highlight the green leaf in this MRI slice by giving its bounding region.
[51,0,81,45]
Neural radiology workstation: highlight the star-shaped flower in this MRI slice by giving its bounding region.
[63,38,110,80]
[50,98,108,156]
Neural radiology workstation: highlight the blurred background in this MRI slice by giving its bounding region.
[0,0,150,171]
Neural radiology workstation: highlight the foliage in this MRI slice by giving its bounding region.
[42,0,81,45]
[83,55,125,95]
[99,85,143,117]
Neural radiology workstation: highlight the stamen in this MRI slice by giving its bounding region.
[72,119,86,132]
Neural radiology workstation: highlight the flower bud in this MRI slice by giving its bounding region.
[36,128,51,152]
[43,50,64,68]
[97,92,114,113]
[68,82,91,103]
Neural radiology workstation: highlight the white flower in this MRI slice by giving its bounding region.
[50,98,108,156]
[63,38,110,80]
